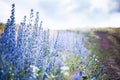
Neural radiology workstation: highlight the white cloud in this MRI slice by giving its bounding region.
[0,1,11,23]
[0,0,120,29]
[89,0,118,13]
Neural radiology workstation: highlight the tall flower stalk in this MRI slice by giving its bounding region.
[0,3,17,79]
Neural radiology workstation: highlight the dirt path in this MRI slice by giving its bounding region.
[95,31,120,80]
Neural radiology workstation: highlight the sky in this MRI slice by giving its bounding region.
[0,0,120,29]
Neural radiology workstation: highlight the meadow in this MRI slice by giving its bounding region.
[0,3,120,80]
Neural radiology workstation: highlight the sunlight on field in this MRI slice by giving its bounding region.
[0,2,120,80]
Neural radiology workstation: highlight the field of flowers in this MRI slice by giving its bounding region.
[0,4,104,80]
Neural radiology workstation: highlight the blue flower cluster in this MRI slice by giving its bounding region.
[0,3,18,79]
[0,3,103,80]
[0,3,63,79]
[0,3,51,79]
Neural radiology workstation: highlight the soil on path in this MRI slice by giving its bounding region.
[95,31,120,80]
